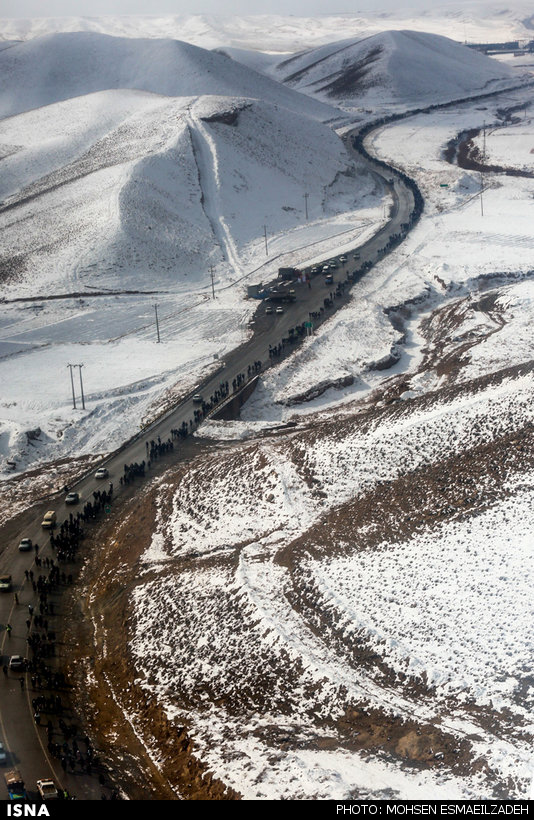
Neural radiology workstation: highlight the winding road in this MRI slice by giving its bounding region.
[0,97,463,800]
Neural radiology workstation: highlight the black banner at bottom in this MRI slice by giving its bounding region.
[2,799,532,816]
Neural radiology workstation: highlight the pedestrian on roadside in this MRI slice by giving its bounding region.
[19,678,24,690]
[13,593,19,605]
[6,623,12,636]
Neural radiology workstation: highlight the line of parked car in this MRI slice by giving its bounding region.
[0,465,114,801]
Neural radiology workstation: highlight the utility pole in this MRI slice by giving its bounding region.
[304,193,309,221]
[209,266,215,299]
[154,304,161,343]
[74,364,85,410]
[67,364,76,409]
[480,121,486,217]
[263,225,268,256]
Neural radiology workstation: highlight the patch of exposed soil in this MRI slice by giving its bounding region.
[318,48,384,97]
[419,290,506,381]
[2,289,162,303]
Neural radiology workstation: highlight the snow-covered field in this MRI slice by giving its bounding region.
[310,486,534,714]
[3,2,534,803]
[0,292,247,469]
[472,113,534,170]
[130,364,534,799]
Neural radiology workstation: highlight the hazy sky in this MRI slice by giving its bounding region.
[0,0,413,18]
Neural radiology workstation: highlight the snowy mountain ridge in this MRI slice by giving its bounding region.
[261,30,518,109]
[1,3,533,50]
[0,30,337,122]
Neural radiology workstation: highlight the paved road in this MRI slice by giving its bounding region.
[0,124,415,801]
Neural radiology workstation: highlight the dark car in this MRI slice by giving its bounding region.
[18,538,32,552]
[65,492,79,504]
[0,575,12,592]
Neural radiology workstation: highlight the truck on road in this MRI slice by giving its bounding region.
[5,768,27,800]
[267,289,296,304]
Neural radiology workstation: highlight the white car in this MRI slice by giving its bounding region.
[36,779,59,801]
[275,306,284,314]
[41,510,56,529]
[95,467,109,479]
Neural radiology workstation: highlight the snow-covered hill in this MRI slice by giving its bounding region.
[272,30,518,109]
[0,88,371,296]
[0,31,338,122]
